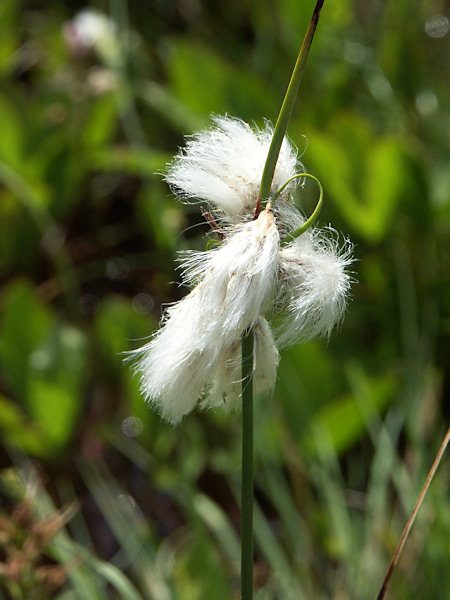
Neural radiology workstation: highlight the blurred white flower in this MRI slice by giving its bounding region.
[129,116,354,423]
[71,9,115,49]
[64,9,118,65]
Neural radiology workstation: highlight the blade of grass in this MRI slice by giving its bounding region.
[4,459,107,599]
[376,426,450,600]
[311,425,358,594]
[192,493,240,570]
[257,465,310,557]
[253,502,305,599]
[77,457,173,600]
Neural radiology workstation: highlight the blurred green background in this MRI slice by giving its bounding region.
[0,1,448,598]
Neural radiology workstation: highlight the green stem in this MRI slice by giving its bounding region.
[239,4,325,597]
[241,329,254,600]
[255,0,324,217]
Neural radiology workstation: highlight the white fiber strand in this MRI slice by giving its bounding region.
[276,230,354,346]
[128,114,355,424]
[165,115,299,223]
[128,207,279,423]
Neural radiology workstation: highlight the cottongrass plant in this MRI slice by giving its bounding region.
[129,116,353,424]
[126,1,354,597]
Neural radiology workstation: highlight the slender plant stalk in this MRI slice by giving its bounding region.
[255,0,325,217]
[376,426,450,600]
[240,3,325,598]
[241,329,254,599]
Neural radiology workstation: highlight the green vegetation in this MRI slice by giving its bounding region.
[0,1,448,598]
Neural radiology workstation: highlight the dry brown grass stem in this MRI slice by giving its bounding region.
[376,426,450,600]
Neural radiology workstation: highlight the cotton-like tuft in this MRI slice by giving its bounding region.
[205,317,279,412]
[179,206,279,341]
[165,115,299,223]
[276,229,354,346]
[128,114,355,424]
[127,206,279,423]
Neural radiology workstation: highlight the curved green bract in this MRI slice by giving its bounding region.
[271,172,324,244]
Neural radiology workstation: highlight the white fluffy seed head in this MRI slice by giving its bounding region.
[128,113,356,424]
[276,229,354,346]
[165,115,299,223]
[180,206,280,341]
[203,317,280,412]
[126,288,216,424]
[127,206,279,424]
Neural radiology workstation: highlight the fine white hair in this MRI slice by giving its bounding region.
[127,207,279,424]
[128,115,355,424]
[165,115,299,223]
[276,229,354,346]
[204,317,280,412]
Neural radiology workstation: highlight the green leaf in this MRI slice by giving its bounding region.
[192,494,240,564]
[82,93,118,149]
[0,394,47,455]
[0,192,22,275]
[0,279,52,400]
[305,371,396,457]
[0,0,20,76]
[89,147,170,177]
[307,113,409,242]
[167,40,277,119]
[94,295,166,439]
[173,532,231,600]
[25,324,88,451]
[362,138,409,238]
[276,342,336,439]
[95,296,154,372]
[0,93,22,166]
[0,281,88,453]
[26,379,78,450]
[88,559,145,600]
[136,181,184,250]
[206,238,221,250]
